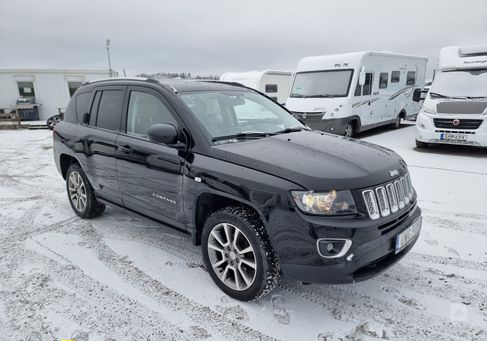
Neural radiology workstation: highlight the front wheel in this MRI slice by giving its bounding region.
[392,115,402,129]
[202,207,280,301]
[344,122,355,138]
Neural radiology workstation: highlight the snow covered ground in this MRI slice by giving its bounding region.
[0,125,486,341]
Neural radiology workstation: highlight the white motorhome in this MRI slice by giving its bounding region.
[286,52,427,137]
[219,70,292,104]
[416,44,487,148]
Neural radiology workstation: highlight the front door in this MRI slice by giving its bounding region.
[115,87,186,229]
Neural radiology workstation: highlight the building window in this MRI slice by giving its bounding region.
[68,81,83,97]
[379,72,388,89]
[406,71,416,85]
[18,82,35,98]
[391,71,400,83]
[265,84,278,93]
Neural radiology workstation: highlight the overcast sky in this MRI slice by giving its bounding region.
[1,0,486,78]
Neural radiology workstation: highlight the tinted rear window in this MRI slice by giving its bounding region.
[75,92,91,122]
[95,90,124,131]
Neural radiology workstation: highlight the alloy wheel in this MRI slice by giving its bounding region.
[68,171,87,212]
[344,124,353,137]
[207,223,257,291]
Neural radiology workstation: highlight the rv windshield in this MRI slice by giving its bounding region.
[290,69,354,98]
[430,69,487,98]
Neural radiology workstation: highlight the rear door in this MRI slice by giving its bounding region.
[116,86,187,229]
[76,86,126,205]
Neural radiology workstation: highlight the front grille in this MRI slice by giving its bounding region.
[433,118,483,130]
[362,173,414,220]
[292,112,324,125]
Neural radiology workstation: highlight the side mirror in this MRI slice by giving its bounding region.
[81,112,90,124]
[147,123,179,145]
[359,68,366,86]
[413,88,427,102]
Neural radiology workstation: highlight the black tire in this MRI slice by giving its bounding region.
[415,139,428,148]
[344,121,355,138]
[392,115,402,129]
[201,206,280,301]
[66,163,105,219]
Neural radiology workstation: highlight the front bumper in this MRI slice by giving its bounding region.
[267,202,421,284]
[293,112,350,135]
[416,112,487,147]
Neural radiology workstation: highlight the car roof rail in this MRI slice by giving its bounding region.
[82,77,159,86]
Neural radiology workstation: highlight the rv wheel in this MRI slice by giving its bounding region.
[392,115,402,129]
[344,122,355,138]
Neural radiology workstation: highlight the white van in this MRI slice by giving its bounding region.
[416,44,487,148]
[219,70,292,104]
[286,52,427,137]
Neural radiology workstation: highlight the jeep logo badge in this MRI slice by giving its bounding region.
[452,119,460,126]
[389,169,399,177]
[302,113,307,119]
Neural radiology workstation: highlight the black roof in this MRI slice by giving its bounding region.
[83,77,248,93]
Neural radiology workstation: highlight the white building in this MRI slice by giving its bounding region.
[0,68,112,120]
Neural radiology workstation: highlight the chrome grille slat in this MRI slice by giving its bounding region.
[363,172,415,220]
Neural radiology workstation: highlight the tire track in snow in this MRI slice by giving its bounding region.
[408,252,487,272]
[79,223,279,341]
[278,279,485,341]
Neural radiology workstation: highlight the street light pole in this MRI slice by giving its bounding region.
[106,39,113,77]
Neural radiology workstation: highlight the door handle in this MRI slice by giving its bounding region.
[117,145,133,154]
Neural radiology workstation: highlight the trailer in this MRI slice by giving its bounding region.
[286,51,427,137]
[415,44,487,148]
[219,70,292,104]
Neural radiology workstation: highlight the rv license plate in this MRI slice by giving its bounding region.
[440,133,467,142]
[395,217,421,254]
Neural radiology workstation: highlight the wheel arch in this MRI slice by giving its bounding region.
[60,154,80,179]
[192,192,267,246]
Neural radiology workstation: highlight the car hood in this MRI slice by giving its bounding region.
[212,131,406,190]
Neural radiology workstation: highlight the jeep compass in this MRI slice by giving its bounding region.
[53,78,422,301]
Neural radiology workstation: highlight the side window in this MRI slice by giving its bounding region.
[379,72,388,89]
[127,91,178,138]
[96,90,124,131]
[406,71,416,85]
[362,73,373,96]
[265,84,278,93]
[391,71,400,83]
[75,92,91,122]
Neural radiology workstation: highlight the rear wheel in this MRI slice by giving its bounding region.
[202,206,280,301]
[415,139,428,148]
[66,163,105,218]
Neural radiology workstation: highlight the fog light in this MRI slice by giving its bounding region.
[317,238,352,258]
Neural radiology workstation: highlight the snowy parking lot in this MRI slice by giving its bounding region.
[0,124,486,341]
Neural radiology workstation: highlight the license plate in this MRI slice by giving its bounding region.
[395,217,422,254]
[440,133,468,141]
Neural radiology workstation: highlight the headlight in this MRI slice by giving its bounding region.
[421,100,436,115]
[291,190,357,215]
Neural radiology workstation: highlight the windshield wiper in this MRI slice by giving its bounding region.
[212,131,272,142]
[429,92,450,99]
[272,126,309,135]
[466,96,487,100]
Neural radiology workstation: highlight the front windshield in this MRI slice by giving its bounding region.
[290,69,354,98]
[430,69,487,98]
[179,90,305,140]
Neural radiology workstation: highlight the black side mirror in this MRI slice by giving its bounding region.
[81,112,90,124]
[413,88,427,102]
[147,123,179,145]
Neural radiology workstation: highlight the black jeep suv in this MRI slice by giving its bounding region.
[53,78,421,301]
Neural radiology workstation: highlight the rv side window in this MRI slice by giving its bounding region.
[379,73,388,89]
[406,71,416,85]
[391,71,400,83]
[265,84,278,93]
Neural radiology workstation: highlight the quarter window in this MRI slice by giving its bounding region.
[95,90,124,131]
[406,71,416,85]
[127,91,177,138]
[379,72,388,89]
[17,82,35,98]
[391,71,400,83]
[265,84,278,93]
[75,92,91,121]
